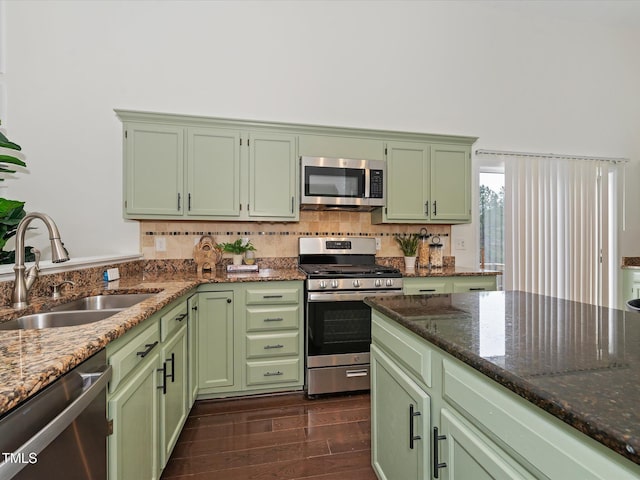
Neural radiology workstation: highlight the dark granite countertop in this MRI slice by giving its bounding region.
[365,291,640,466]
[400,265,501,277]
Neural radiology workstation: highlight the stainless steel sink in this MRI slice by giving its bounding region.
[0,309,122,330]
[49,293,155,312]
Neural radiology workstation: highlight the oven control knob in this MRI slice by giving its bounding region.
[353,279,361,288]
[330,280,339,288]
[375,279,382,287]
[386,279,394,287]
[319,280,327,289]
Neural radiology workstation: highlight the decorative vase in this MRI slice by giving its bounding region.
[233,254,243,265]
[404,256,417,270]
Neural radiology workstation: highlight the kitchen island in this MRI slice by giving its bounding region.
[366,291,640,479]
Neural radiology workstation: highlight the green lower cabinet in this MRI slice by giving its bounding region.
[371,345,431,480]
[439,408,535,480]
[159,323,189,467]
[108,349,160,480]
[404,276,497,295]
[197,290,236,393]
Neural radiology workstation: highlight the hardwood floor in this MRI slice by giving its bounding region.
[161,391,378,480]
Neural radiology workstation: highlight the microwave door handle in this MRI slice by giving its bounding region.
[364,168,370,199]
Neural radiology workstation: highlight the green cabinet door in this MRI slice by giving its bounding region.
[371,344,431,480]
[124,123,184,217]
[159,323,189,468]
[197,291,236,392]
[187,127,241,217]
[108,350,160,480]
[439,408,535,480]
[248,132,298,219]
[430,144,471,222]
[385,141,430,221]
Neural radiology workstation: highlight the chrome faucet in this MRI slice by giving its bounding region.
[12,212,69,309]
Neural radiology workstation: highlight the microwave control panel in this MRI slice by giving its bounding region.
[369,170,384,198]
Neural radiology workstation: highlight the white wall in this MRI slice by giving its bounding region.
[2,0,639,262]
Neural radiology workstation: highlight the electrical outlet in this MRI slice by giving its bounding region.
[375,237,381,251]
[155,236,166,252]
[454,238,466,250]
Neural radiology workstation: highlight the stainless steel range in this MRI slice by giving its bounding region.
[299,237,402,396]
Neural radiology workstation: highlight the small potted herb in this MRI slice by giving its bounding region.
[394,233,419,270]
[217,238,256,265]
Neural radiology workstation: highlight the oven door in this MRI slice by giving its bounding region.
[306,290,399,359]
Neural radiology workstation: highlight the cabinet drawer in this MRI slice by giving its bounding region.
[245,358,300,386]
[246,332,299,359]
[372,312,432,387]
[160,300,188,341]
[451,277,497,293]
[246,306,300,331]
[245,288,299,305]
[404,279,449,295]
[109,320,160,392]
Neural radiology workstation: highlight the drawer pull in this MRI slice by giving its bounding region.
[262,295,283,299]
[264,317,284,322]
[264,344,284,350]
[175,313,188,322]
[419,289,437,292]
[136,341,158,358]
[264,371,284,377]
[469,287,486,291]
[346,369,368,378]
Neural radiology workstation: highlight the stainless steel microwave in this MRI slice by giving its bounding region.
[300,156,386,211]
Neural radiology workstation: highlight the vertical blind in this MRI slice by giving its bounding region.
[486,152,621,306]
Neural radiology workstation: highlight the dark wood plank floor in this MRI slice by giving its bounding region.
[161,391,378,480]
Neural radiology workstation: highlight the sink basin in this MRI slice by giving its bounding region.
[0,309,122,330]
[50,293,155,312]
[627,299,640,312]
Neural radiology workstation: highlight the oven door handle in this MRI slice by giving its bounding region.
[307,290,401,302]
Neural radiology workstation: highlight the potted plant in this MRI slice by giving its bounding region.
[217,238,256,265]
[394,233,419,270]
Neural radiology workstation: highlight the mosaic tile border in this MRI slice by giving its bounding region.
[143,230,449,238]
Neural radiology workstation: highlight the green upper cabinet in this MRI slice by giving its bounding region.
[372,141,472,224]
[298,134,385,160]
[124,123,184,216]
[248,132,297,219]
[187,127,241,217]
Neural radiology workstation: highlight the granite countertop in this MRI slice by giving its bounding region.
[365,291,640,466]
[0,267,304,416]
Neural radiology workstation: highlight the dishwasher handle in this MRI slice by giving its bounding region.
[0,364,112,480]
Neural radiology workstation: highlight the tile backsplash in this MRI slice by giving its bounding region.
[141,211,452,260]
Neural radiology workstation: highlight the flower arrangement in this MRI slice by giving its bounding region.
[217,238,256,254]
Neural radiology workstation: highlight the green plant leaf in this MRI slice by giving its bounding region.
[0,132,21,151]
[0,155,26,168]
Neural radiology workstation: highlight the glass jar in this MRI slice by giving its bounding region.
[417,228,430,268]
[244,250,256,265]
[429,236,443,269]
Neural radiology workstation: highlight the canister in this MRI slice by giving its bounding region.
[417,228,430,268]
[429,236,443,269]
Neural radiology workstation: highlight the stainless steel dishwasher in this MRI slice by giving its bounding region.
[0,350,112,480]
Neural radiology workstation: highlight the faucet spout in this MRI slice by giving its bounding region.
[12,213,69,309]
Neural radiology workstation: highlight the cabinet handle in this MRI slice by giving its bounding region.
[264,344,284,350]
[419,289,437,292]
[188,193,192,211]
[433,426,447,478]
[227,298,232,303]
[425,201,429,216]
[264,317,284,322]
[433,200,437,216]
[191,305,198,311]
[409,404,422,450]
[175,312,188,322]
[157,363,167,395]
[177,193,181,211]
[136,341,158,358]
[168,352,175,383]
[291,196,295,213]
[264,371,283,377]
[469,287,486,291]
[263,295,283,299]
